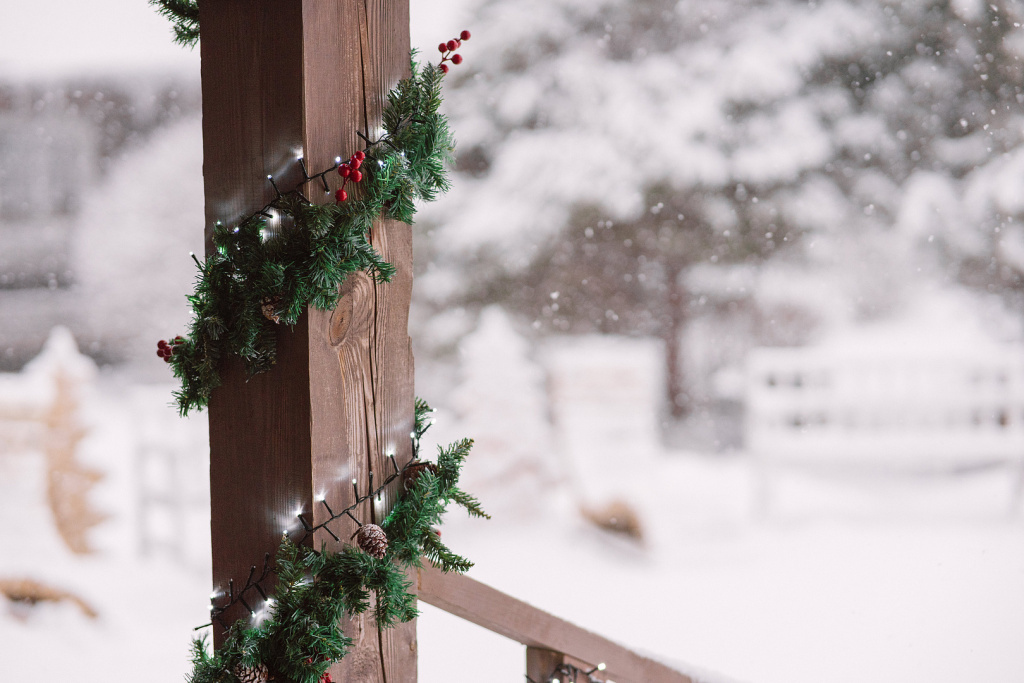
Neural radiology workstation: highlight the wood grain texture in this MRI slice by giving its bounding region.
[363,5,415,676]
[367,218,417,683]
[418,567,695,683]
[201,3,415,678]
[199,0,305,254]
[207,323,313,634]
[201,0,311,642]
[304,1,415,680]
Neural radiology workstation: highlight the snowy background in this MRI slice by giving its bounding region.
[1,0,1023,682]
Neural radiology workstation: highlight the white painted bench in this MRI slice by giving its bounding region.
[745,344,1024,511]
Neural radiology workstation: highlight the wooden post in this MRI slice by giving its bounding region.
[527,648,568,682]
[198,1,414,681]
[528,649,610,683]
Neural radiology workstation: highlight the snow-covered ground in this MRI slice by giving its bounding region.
[1,334,1021,683]
[423,465,1024,683]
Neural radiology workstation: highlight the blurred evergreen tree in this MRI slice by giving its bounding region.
[419,0,1024,419]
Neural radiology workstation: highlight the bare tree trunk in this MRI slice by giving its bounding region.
[663,262,689,419]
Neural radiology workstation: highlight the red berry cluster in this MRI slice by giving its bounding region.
[437,29,471,74]
[305,656,334,683]
[335,150,366,203]
[156,337,184,363]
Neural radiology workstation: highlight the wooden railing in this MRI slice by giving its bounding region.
[418,566,695,683]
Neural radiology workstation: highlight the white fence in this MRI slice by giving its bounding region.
[746,345,1024,509]
[132,384,210,570]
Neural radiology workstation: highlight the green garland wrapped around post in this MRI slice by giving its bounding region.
[152,3,472,416]
[189,400,488,683]
[159,56,460,415]
[150,3,484,680]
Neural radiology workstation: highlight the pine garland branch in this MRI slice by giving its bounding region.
[149,0,199,48]
[411,396,433,458]
[448,486,491,520]
[421,526,474,573]
[189,397,485,682]
[437,437,474,493]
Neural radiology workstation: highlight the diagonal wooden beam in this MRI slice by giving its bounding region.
[417,566,695,683]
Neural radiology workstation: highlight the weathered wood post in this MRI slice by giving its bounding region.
[527,648,569,682]
[198,1,415,680]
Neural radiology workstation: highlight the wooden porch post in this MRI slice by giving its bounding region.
[527,648,568,682]
[198,1,415,680]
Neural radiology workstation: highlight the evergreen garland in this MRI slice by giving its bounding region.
[164,60,454,416]
[188,400,489,683]
[150,7,482,677]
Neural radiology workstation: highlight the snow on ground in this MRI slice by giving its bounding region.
[421,461,1024,683]
[1,338,1022,683]
[0,347,210,682]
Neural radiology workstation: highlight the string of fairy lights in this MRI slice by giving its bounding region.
[200,406,435,632]
[198,454,422,631]
[213,115,419,240]
[192,32,475,263]
[161,30,473,417]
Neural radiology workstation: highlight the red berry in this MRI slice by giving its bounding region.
[338,163,350,177]
[451,54,462,65]
[335,188,348,202]
[173,336,184,344]
[350,157,362,170]
[157,339,168,349]
[354,151,366,161]
[447,39,457,51]
[460,30,471,41]
[156,349,165,358]
[350,170,363,183]
[440,64,449,74]
[438,42,447,53]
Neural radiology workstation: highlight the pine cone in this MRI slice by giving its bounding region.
[261,296,282,324]
[233,662,269,683]
[402,460,438,491]
[356,523,388,559]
